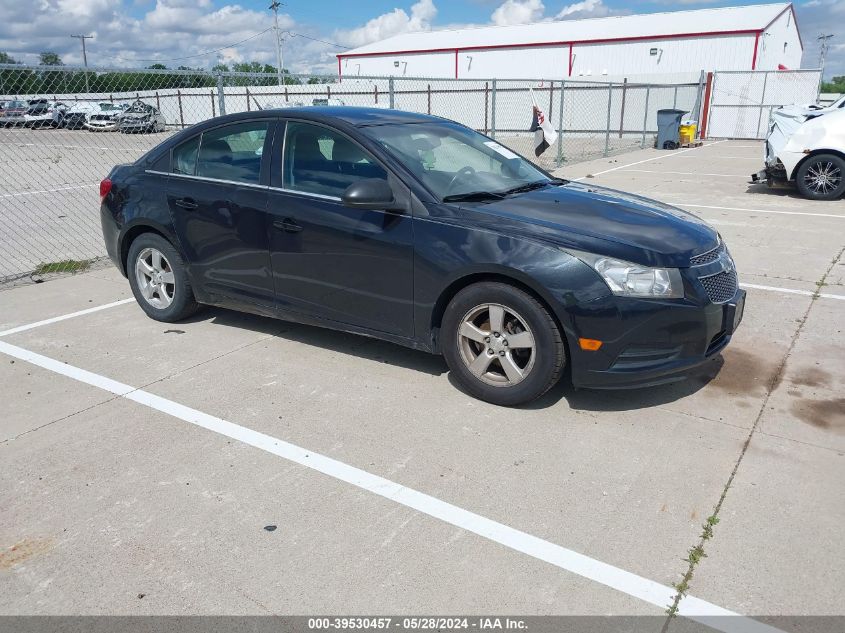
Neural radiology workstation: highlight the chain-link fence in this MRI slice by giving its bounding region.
[705,69,822,139]
[0,63,702,284]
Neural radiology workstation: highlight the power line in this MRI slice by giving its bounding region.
[105,28,274,64]
[80,23,347,69]
[289,32,349,49]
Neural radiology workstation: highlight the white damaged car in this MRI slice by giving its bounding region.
[752,100,845,200]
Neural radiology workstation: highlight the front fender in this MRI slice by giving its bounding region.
[412,215,610,348]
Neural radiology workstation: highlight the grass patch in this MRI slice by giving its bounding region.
[33,259,92,275]
[665,515,720,618]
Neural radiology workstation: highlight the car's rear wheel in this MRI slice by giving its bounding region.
[441,282,566,406]
[127,233,200,322]
[796,154,845,200]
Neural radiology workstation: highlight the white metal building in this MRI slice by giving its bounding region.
[337,3,803,81]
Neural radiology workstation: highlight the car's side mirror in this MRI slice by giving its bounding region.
[342,179,398,210]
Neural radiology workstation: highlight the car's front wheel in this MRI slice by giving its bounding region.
[441,282,566,406]
[796,153,845,200]
[127,233,200,322]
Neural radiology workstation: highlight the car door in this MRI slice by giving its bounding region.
[266,119,414,338]
[166,119,277,306]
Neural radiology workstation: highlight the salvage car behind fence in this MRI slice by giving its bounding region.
[0,63,819,284]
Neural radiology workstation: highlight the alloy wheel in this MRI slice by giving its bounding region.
[135,247,175,309]
[457,303,536,387]
[803,159,842,195]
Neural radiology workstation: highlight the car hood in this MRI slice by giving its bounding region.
[455,182,718,268]
[768,108,845,160]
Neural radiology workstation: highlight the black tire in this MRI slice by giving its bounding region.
[795,154,845,200]
[126,233,200,322]
[441,282,566,406]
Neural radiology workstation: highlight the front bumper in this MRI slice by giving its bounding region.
[119,121,154,131]
[85,121,119,131]
[568,287,746,389]
[751,163,790,188]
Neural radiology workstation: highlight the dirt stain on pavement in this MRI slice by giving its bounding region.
[697,348,782,395]
[0,537,55,570]
[789,366,832,389]
[791,398,845,431]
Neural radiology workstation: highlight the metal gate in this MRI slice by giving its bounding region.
[705,69,822,139]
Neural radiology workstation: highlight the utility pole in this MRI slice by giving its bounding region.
[71,34,93,94]
[817,34,834,80]
[269,1,285,86]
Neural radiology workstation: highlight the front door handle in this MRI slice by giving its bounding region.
[175,197,198,210]
[273,218,302,233]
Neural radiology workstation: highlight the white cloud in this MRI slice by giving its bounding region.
[554,0,609,20]
[487,0,610,26]
[334,0,437,49]
[491,0,544,26]
[793,0,844,78]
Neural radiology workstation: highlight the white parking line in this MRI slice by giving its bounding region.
[0,183,97,199]
[0,335,783,633]
[572,140,727,180]
[743,283,845,301]
[0,298,135,338]
[620,169,747,178]
[673,155,761,160]
[680,203,844,220]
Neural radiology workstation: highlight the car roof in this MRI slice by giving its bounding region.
[215,106,446,128]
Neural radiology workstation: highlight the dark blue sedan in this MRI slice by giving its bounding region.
[100,107,744,406]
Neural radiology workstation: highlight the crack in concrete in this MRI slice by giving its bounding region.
[661,245,844,629]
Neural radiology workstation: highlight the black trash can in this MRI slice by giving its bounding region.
[656,109,686,150]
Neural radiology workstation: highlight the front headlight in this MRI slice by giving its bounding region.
[569,250,684,299]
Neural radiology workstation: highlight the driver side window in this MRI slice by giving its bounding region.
[422,135,500,174]
[283,121,387,198]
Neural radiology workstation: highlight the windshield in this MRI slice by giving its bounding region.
[364,121,554,201]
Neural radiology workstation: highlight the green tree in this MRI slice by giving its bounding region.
[39,51,63,66]
[0,51,19,64]
[147,63,167,70]
[820,76,845,93]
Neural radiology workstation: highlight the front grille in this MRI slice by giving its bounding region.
[700,270,738,304]
[690,243,724,266]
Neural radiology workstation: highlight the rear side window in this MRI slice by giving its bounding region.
[196,121,268,184]
[172,136,199,176]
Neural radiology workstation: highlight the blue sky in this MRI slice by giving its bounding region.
[0,0,841,79]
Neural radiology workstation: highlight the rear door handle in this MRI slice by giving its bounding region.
[273,218,302,233]
[175,197,198,210]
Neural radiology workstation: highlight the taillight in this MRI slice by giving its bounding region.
[99,178,112,201]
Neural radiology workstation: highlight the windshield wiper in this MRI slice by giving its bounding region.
[442,190,506,203]
[500,178,566,196]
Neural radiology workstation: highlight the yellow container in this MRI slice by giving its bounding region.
[679,122,697,145]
